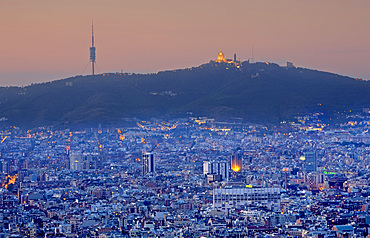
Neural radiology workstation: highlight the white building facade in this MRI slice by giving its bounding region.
[213,186,281,212]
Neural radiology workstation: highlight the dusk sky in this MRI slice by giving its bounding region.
[1,0,370,86]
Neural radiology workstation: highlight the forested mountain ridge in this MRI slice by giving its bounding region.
[0,61,368,128]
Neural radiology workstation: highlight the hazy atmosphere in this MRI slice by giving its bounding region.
[3,2,370,237]
[1,0,370,86]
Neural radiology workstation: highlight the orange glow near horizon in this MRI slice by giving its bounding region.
[1,1,370,86]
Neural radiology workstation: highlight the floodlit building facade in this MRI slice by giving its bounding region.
[231,153,242,172]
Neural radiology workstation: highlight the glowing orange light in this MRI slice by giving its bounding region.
[1,136,7,144]
[231,165,241,172]
[215,50,227,63]
[2,174,18,189]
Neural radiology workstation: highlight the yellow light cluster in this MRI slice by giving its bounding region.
[199,127,231,132]
[231,165,241,172]
[2,174,18,189]
[137,122,176,131]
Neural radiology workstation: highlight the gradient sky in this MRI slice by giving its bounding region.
[1,0,370,86]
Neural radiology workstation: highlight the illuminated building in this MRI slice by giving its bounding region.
[215,50,228,63]
[2,174,18,189]
[214,50,239,66]
[305,151,317,172]
[142,152,155,175]
[203,160,229,181]
[213,186,281,211]
[231,153,242,172]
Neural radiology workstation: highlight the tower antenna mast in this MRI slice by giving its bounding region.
[251,45,254,63]
[90,21,96,75]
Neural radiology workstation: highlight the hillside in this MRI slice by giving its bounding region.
[0,61,369,128]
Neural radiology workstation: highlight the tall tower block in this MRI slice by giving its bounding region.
[142,152,155,175]
[90,22,96,75]
[231,153,242,172]
[305,151,317,172]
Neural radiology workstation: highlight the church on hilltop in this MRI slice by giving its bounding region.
[214,50,240,66]
[215,50,295,69]
[215,50,230,63]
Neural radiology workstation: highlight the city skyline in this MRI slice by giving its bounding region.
[1,0,370,86]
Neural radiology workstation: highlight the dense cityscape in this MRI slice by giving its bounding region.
[1,111,370,237]
[1,1,370,238]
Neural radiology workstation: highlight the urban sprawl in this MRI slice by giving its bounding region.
[1,113,370,237]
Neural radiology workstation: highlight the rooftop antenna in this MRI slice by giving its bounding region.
[251,45,254,63]
[90,21,96,75]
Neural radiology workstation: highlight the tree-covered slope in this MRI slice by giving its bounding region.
[0,61,369,128]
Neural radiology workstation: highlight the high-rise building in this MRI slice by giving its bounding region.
[231,153,242,172]
[143,152,155,175]
[203,160,229,181]
[0,159,8,174]
[305,151,317,172]
[70,152,83,170]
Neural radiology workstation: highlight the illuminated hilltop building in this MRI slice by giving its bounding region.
[215,50,228,63]
[215,50,240,66]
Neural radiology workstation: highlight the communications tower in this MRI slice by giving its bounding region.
[90,22,96,75]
